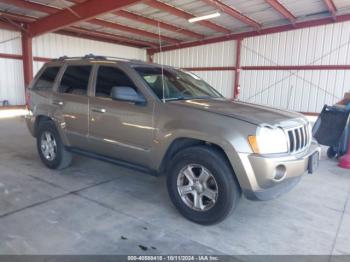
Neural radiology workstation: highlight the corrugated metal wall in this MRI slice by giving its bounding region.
[193,71,234,98]
[0,30,23,105]
[154,21,350,113]
[240,21,350,112]
[0,30,21,55]
[154,40,236,98]
[32,33,147,75]
[2,20,350,109]
[0,59,25,105]
[0,29,146,105]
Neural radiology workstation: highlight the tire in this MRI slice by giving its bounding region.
[327,147,337,159]
[36,120,72,170]
[167,145,241,225]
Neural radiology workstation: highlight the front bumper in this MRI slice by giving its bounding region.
[237,142,320,201]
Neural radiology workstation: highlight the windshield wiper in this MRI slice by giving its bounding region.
[164,95,221,102]
[163,96,187,102]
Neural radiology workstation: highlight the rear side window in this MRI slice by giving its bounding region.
[32,66,60,90]
[59,65,92,95]
[95,66,136,98]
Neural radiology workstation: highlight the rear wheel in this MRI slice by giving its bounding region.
[167,146,241,225]
[36,121,72,170]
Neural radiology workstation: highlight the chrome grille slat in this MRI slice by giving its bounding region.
[286,124,310,154]
[292,130,297,152]
[295,129,300,151]
[303,126,307,147]
[300,127,304,148]
[288,131,294,152]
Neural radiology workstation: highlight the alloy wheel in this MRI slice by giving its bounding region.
[177,164,219,211]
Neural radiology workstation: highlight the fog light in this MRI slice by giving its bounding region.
[273,165,286,181]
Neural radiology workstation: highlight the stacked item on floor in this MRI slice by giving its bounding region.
[0,100,9,106]
[312,92,350,159]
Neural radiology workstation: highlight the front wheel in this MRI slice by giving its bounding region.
[167,146,241,225]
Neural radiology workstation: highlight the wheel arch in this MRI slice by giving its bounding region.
[33,115,69,146]
[159,137,241,187]
[33,115,53,137]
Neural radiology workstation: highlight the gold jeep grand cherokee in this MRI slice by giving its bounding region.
[26,54,321,224]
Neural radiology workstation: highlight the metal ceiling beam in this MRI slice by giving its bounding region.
[0,10,35,32]
[67,0,186,42]
[265,0,296,24]
[69,0,213,39]
[149,12,350,53]
[64,26,158,48]
[324,0,337,20]
[0,0,58,14]
[27,0,144,36]
[201,0,260,30]
[0,20,19,31]
[90,19,180,44]
[1,0,178,43]
[0,10,36,23]
[0,10,156,48]
[145,0,231,34]
[115,10,205,39]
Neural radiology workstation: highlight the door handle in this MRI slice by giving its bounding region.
[91,108,106,113]
[52,100,64,106]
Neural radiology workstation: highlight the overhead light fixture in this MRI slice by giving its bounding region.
[188,12,220,23]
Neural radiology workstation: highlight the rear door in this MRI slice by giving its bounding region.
[51,64,93,149]
[88,64,154,167]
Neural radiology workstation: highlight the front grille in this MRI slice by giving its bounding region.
[286,124,310,153]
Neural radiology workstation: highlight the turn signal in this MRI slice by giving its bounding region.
[248,135,260,154]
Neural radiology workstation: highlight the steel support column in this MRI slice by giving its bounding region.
[234,39,242,99]
[21,31,33,88]
[147,49,154,63]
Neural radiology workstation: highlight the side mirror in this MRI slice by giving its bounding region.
[111,86,146,105]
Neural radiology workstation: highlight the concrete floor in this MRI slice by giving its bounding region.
[0,116,350,255]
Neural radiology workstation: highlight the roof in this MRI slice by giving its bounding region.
[0,0,349,51]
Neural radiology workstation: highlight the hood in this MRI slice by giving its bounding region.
[170,98,307,126]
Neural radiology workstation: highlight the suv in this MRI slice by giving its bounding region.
[26,55,320,224]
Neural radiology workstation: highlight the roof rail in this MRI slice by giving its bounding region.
[52,54,107,61]
[83,54,107,60]
[51,54,148,64]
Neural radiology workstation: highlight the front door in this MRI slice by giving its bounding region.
[88,65,154,167]
[51,65,92,149]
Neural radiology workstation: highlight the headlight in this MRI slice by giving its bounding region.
[248,126,288,154]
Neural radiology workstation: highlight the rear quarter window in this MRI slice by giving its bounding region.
[32,66,60,90]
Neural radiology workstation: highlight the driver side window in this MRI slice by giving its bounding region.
[95,66,136,98]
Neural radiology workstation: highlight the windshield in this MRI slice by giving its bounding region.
[134,66,223,101]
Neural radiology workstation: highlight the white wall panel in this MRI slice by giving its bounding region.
[193,71,234,98]
[241,21,350,66]
[33,33,146,61]
[239,21,350,112]
[240,70,349,112]
[0,29,23,106]
[0,29,21,55]
[154,40,236,67]
[0,58,25,105]
[33,61,45,76]
[0,30,146,105]
[154,40,236,97]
